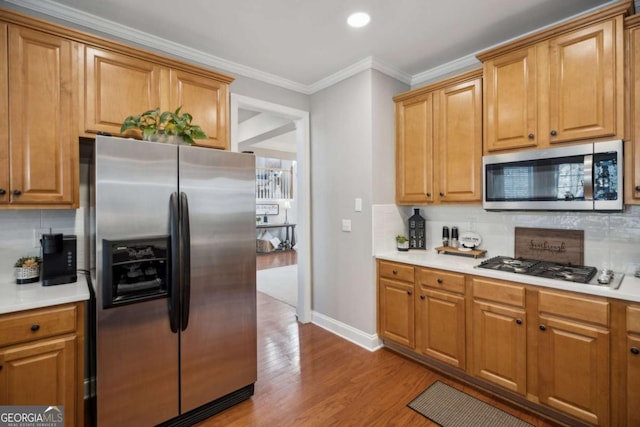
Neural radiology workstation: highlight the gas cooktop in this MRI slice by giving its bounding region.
[475,256,624,290]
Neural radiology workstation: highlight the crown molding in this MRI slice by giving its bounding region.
[410,54,481,87]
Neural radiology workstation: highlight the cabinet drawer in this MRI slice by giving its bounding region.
[379,261,415,283]
[538,290,609,327]
[472,277,525,308]
[628,305,640,334]
[0,304,77,347]
[419,268,465,294]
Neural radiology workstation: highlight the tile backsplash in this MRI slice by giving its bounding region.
[373,204,640,274]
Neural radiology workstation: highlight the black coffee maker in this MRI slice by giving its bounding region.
[40,233,77,286]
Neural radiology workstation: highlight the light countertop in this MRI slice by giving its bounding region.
[0,274,91,314]
[376,250,640,303]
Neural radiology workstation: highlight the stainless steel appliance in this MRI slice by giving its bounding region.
[483,140,623,211]
[476,256,624,289]
[91,136,256,426]
[40,233,77,286]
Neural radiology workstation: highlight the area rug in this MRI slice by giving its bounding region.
[408,381,533,427]
[257,265,297,306]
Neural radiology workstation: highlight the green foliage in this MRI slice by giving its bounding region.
[14,256,41,268]
[396,235,409,244]
[120,106,207,145]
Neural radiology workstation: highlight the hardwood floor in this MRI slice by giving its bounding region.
[256,250,297,270]
[197,293,560,427]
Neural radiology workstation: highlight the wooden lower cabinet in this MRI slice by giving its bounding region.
[626,335,640,426]
[416,288,465,369]
[378,278,415,348]
[0,302,84,427]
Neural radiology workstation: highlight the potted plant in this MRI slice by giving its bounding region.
[14,256,41,284]
[396,235,409,251]
[120,106,207,145]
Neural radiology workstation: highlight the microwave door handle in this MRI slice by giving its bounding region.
[180,192,191,332]
[584,154,593,201]
[169,192,180,333]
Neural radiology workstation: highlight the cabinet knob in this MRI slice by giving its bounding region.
[632,347,640,355]
[528,133,535,140]
[420,295,425,300]
[539,325,546,331]
[392,269,398,275]
[13,189,21,196]
[439,192,444,197]
[426,193,431,197]
[30,324,40,332]
[407,290,412,296]
[516,319,523,325]
[0,189,5,195]
[635,186,640,192]
[550,130,557,136]
[437,278,443,284]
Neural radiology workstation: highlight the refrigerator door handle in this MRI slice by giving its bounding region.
[180,192,191,331]
[169,192,180,333]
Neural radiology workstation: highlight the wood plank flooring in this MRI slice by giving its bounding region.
[256,250,297,270]
[197,293,560,427]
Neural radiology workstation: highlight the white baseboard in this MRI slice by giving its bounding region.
[311,311,383,352]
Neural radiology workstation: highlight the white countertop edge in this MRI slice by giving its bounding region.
[0,275,91,314]
[376,250,640,303]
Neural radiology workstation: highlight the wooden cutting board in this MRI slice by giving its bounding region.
[514,227,584,265]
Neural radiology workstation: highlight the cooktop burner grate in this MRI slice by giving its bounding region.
[477,256,597,284]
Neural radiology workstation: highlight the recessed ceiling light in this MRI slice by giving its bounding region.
[347,12,370,28]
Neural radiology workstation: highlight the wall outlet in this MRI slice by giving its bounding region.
[341,219,352,232]
[33,228,50,248]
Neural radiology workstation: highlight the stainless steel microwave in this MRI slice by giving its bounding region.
[483,140,623,211]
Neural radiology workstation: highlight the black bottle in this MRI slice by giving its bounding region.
[442,226,449,247]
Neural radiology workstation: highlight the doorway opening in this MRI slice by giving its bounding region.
[230,94,311,323]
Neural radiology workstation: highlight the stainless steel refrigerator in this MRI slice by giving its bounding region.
[91,135,256,426]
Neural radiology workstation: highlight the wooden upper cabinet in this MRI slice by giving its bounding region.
[625,15,640,204]
[170,70,229,150]
[0,24,8,205]
[395,69,482,205]
[547,19,619,143]
[483,47,537,152]
[84,47,165,136]
[435,77,482,202]
[395,93,433,204]
[478,3,627,154]
[7,25,76,207]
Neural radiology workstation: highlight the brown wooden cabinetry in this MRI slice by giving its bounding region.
[625,15,640,204]
[415,268,465,369]
[84,46,165,137]
[0,24,78,208]
[0,303,84,427]
[479,4,627,153]
[394,70,482,205]
[536,291,610,426]
[626,305,640,426]
[378,261,415,348]
[470,278,527,395]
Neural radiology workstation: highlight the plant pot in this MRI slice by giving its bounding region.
[15,265,40,284]
[144,133,185,145]
[397,241,409,251]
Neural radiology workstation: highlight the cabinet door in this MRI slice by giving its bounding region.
[538,315,609,426]
[379,278,414,348]
[0,23,8,205]
[85,46,165,136]
[8,26,75,206]
[483,47,537,153]
[547,19,618,143]
[415,288,465,369]
[0,336,77,426]
[627,335,640,427]
[170,70,229,150]
[395,93,433,204]
[626,22,640,203]
[472,301,526,395]
[435,77,482,202]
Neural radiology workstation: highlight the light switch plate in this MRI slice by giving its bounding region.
[355,198,362,212]
[341,219,352,232]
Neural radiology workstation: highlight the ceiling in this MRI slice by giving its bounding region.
[4,0,620,156]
